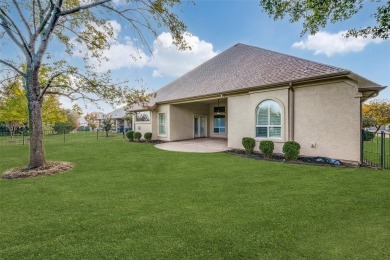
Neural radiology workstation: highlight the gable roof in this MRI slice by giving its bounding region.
[106,106,126,118]
[153,43,382,104]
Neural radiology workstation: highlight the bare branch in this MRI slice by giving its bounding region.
[0,59,25,76]
[59,0,111,16]
[0,7,31,57]
[12,0,32,38]
[33,1,55,42]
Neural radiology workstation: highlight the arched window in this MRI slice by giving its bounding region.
[256,100,282,138]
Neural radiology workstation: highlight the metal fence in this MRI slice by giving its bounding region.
[362,130,390,169]
[0,130,125,146]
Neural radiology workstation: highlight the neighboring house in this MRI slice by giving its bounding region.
[128,43,384,163]
[105,106,132,133]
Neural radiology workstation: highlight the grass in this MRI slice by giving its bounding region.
[363,137,390,168]
[1,139,390,259]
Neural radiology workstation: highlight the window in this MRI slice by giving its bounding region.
[214,115,225,133]
[159,113,166,136]
[256,100,281,138]
[135,111,150,122]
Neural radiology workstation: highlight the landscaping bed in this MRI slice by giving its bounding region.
[226,149,353,167]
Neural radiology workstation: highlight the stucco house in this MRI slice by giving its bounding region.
[104,106,132,133]
[128,43,384,163]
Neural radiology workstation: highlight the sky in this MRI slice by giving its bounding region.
[1,0,390,113]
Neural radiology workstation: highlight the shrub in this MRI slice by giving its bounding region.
[363,130,375,141]
[126,130,134,141]
[259,140,274,158]
[144,132,152,142]
[133,132,142,141]
[242,137,256,154]
[283,141,301,160]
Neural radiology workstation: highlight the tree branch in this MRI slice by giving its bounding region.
[38,70,72,100]
[0,59,25,76]
[0,7,31,57]
[12,0,32,38]
[59,0,111,16]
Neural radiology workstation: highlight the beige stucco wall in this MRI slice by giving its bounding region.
[228,88,289,154]
[134,121,152,138]
[294,81,361,162]
[169,103,209,141]
[228,80,361,162]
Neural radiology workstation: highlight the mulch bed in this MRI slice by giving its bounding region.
[226,149,355,168]
[2,161,75,180]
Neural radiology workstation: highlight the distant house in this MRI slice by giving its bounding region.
[105,106,132,133]
[126,43,384,163]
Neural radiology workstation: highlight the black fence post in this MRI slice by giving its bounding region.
[380,131,385,169]
[22,130,25,145]
[97,130,99,141]
[64,129,66,143]
[361,129,364,164]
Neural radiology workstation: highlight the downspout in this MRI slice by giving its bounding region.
[288,82,295,141]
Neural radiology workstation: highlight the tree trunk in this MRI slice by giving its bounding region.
[26,70,46,169]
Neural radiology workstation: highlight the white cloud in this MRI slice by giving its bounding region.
[292,30,383,57]
[75,26,217,77]
[75,20,149,73]
[91,37,149,73]
[148,32,218,77]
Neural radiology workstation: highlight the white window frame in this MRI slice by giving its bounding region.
[158,113,167,137]
[256,100,282,139]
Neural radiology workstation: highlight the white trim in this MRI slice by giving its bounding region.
[158,113,167,137]
[193,114,207,138]
[255,100,282,139]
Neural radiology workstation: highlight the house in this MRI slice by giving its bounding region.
[128,43,385,163]
[104,106,132,133]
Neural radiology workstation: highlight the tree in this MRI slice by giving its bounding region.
[0,80,28,137]
[0,1,188,168]
[362,116,377,129]
[53,110,78,134]
[0,77,67,137]
[362,100,390,133]
[259,0,390,39]
[101,115,113,137]
[85,112,100,131]
[42,94,67,125]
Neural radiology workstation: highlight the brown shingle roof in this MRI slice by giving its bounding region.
[153,43,350,103]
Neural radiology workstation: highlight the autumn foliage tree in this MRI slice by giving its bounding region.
[0,80,28,138]
[0,0,188,168]
[362,100,390,133]
[0,79,67,137]
[84,112,100,131]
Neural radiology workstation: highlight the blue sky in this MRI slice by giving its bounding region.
[1,0,389,113]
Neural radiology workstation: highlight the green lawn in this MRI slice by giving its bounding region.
[1,139,390,259]
[363,137,390,168]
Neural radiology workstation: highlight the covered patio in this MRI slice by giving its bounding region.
[155,138,228,153]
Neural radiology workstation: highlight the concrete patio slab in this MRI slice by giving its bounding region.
[155,138,228,153]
